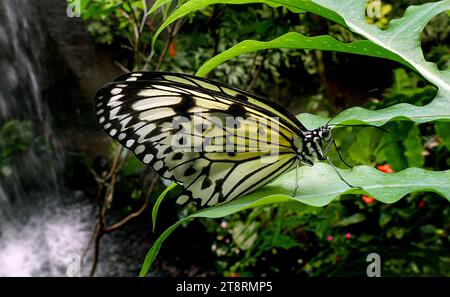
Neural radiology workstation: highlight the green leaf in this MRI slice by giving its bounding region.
[435,122,450,151]
[379,212,391,228]
[148,0,173,16]
[152,183,178,232]
[121,154,145,176]
[155,0,450,127]
[358,234,375,243]
[420,224,437,235]
[140,163,450,275]
[346,127,382,165]
[317,0,450,93]
[296,94,450,129]
[160,0,449,90]
[310,0,450,126]
[336,213,366,227]
[231,221,258,250]
[403,125,424,168]
[195,32,405,77]
[271,234,299,250]
[151,0,346,49]
[387,227,405,239]
[140,216,190,276]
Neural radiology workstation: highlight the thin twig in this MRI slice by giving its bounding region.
[84,147,156,276]
[104,178,158,233]
[156,25,174,71]
[139,0,148,34]
[246,52,266,91]
[114,61,131,73]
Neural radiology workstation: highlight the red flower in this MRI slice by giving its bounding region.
[169,41,177,57]
[376,164,394,173]
[361,195,375,205]
[326,235,334,242]
[345,233,352,240]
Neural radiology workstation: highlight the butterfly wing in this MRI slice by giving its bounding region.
[95,72,302,207]
[111,72,308,135]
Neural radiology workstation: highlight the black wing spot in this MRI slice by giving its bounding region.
[217,192,226,203]
[214,178,224,192]
[227,103,246,117]
[200,165,211,175]
[163,146,173,154]
[184,165,196,177]
[150,126,163,138]
[178,136,187,145]
[172,152,183,160]
[227,152,237,157]
[174,94,195,115]
[123,116,140,128]
[201,178,212,190]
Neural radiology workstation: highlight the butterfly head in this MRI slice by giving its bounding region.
[301,125,333,162]
[318,125,332,141]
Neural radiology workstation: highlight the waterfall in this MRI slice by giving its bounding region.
[0,0,94,276]
[0,0,58,221]
[0,0,151,277]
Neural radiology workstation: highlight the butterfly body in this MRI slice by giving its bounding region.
[95,72,333,207]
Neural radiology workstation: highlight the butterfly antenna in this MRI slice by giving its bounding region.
[332,138,353,168]
[327,86,387,127]
[326,114,337,126]
[334,124,390,134]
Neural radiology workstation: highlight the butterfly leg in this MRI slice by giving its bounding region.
[294,160,299,196]
[293,155,314,197]
[326,157,362,189]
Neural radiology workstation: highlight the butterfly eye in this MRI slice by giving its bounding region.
[321,129,330,138]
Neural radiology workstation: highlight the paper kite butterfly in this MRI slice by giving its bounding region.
[94,72,341,207]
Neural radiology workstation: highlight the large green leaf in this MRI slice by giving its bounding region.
[154,0,450,127]
[296,94,450,129]
[317,0,450,93]
[141,163,450,276]
[195,32,408,77]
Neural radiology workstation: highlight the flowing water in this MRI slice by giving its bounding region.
[0,0,143,276]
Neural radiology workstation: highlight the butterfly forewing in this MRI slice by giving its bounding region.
[112,72,308,135]
[95,72,303,207]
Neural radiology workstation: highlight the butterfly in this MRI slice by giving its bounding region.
[95,72,340,207]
